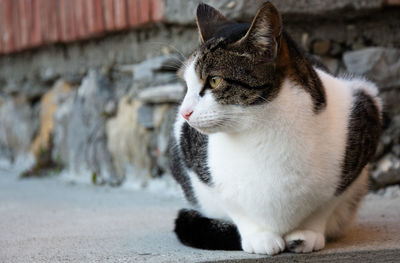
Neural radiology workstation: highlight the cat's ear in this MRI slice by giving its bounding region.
[196,3,229,43]
[239,2,282,59]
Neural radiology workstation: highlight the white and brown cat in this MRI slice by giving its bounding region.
[169,2,382,255]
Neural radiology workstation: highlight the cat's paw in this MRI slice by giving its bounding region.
[241,231,285,255]
[284,230,325,253]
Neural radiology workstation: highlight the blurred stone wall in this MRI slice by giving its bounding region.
[0,0,399,191]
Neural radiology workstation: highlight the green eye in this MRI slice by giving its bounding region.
[209,76,222,88]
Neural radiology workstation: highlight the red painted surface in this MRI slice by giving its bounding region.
[13,0,22,51]
[19,0,31,48]
[59,0,69,41]
[31,0,42,46]
[0,2,2,53]
[103,0,115,30]
[93,0,105,34]
[43,0,60,43]
[85,0,95,34]
[0,0,165,55]
[74,0,88,39]
[86,0,105,35]
[67,0,78,41]
[2,0,15,53]
[127,0,139,27]
[114,0,128,30]
[150,0,164,21]
[0,0,5,52]
[139,0,151,25]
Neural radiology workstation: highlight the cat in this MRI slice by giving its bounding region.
[169,2,382,255]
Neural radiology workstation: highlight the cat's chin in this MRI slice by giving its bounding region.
[188,121,246,135]
[194,126,244,135]
[187,117,244,134]
[187,122,225,135]
[192,125,221,135]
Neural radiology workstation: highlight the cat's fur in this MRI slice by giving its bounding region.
[169,2,382,255]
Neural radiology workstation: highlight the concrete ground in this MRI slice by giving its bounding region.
[0,169,399,263]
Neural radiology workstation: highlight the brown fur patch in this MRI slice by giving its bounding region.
[279,32,327,112]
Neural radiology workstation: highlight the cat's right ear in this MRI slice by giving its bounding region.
[196,3,229,43]
[237,2,282,59]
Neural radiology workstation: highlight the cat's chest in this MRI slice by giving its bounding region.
[200,132,320,226]
[207,132,308,195]
[191,127,337,231]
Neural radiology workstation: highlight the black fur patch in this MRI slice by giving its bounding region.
[286,239,304,252]
[283,32,327,113]
[211,23,250,45]
[180,123,211,184]
[168,136,197,205]
[306,54,330,73]
[336,90,381,194]
[174,209,242,250]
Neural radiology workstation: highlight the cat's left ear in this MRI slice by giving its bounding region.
[196,3,230,43]
[238,2,282,59]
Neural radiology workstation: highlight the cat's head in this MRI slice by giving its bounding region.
[179,2,285,134]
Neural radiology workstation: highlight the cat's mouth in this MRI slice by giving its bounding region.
[187,118,230,134]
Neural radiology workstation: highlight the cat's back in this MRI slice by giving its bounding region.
[317,69,382,192]
[316,69,381,134]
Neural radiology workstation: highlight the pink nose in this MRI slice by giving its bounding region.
[181,110,193,120]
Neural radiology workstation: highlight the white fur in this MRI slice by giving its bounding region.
[174,55,378,255]
[242,231,285,255]
[285,230,325,253]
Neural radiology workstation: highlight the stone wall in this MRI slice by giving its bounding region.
[0,0,399,191]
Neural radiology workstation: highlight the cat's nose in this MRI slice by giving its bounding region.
[181,109,193,120]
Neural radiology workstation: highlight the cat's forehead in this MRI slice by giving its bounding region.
[188,23,250,75]
[191,41,253,80]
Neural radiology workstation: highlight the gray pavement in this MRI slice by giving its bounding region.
[0,169,399,263]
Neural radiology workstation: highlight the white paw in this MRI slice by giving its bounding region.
[241,231,285,255]
[284,230,325,253]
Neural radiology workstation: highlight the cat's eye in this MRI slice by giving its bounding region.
[209,76,222,88]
